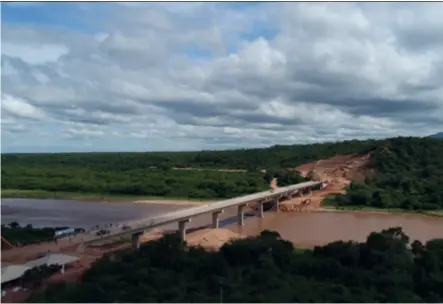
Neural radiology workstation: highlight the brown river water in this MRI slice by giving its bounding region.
[2,199,442,247]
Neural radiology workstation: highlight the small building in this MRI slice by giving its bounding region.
[25,253,80,274]
[1,265,30,286]
[1,265,31,299]
[25,253,80,273]
[54,228,76,239]
[1,254,80,298]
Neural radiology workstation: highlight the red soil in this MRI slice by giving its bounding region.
[281,153,373,211]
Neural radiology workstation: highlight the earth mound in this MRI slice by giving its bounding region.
[186,228,245,251]
[282,153,373,211]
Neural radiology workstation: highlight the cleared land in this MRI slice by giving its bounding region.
[281,153,371,211]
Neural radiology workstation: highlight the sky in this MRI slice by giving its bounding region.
[1,2,443,153]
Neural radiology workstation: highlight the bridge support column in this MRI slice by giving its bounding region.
[131,231,143,250]
[308,188,312,195]
[275,198,280,212]
[237,204,246,226]
[212,210,224,229]
[178,219,191,241]
[258,202,264,218]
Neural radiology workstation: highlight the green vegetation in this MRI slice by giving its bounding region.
[332,137,443,211]
[1,223,83,247]
[1,139,377,170]
[1,139,375,200]
[0,189,213,201]
[2,137,443,212]
[28,228,443,303]
[1,157,307,199]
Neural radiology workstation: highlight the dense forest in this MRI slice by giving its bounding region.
[2,137,443,210]
[1,139,377,170]
[28,228,443,303]
[0,139,381,200]
[1,139,375,199]
[335,137,443,211]
[1,165,306,199]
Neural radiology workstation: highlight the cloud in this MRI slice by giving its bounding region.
[2,42,69,65]
[1,2,443,153]
[1,95,46,120]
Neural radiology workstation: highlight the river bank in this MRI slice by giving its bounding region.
[1,189,214,204]
[320,199,443,217]
[3,189,443,217]
[229,209,443,248]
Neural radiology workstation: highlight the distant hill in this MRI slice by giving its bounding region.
[430,132,443,139]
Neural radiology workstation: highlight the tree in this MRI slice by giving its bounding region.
[27,227,443,303]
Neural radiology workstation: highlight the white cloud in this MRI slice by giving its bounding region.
[1,94,45,120]
[1,2,443,153]
[2,43,69,65]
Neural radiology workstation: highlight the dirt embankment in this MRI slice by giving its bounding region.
[186,228,245,251]
[281,153,373,211]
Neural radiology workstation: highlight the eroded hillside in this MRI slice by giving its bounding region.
[280,153,374,211]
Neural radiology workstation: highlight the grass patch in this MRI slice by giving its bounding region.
[0,189,215,202]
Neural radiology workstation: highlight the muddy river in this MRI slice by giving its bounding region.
[1,198,184,229]
[2,199,442,247]
[229,211,443,247]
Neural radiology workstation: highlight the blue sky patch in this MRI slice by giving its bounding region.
[2,2,100,34]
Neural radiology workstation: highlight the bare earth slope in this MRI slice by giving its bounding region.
[186,228,245,251]
[281,153,373,211]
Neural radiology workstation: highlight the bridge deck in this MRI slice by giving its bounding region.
[83,180,322,244]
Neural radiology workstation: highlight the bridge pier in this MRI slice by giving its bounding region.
[131,231,144,250]
[212,210,224,229]
[178,219,191,241]
[258,202,264,218]
[275,198,280,212]
[237,204,246,226]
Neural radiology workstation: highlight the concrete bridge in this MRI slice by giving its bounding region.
[81,180,326,249]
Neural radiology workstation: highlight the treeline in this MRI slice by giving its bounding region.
[28,227,443,303]
[2,137,443,209]
[1,223,83,247]
[1,162,306,199]
[0,138,378,199]
[334,137,443,210]
[1,139,377,171]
